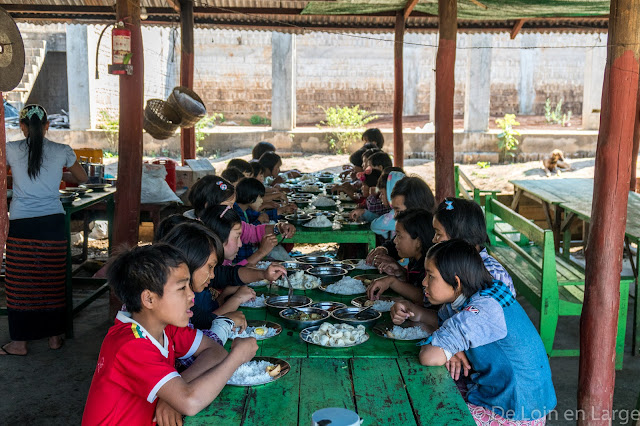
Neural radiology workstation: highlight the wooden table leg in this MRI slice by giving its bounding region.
[554,205,562,252]
[561,212,577,259]
[511,188,522,211]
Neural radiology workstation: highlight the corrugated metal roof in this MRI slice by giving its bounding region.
[0,0,609,33]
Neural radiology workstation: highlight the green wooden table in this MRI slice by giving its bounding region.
[186,280,474,425]
[63,187,115,338]
[282,222,377,252]
[510,178,640,355]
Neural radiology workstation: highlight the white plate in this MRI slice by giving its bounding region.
[372,321,431,341]
[227,357,291,387]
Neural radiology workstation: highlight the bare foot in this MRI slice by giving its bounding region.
[49,335,64,350]
[1,341,28,356]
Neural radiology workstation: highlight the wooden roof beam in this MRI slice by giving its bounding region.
[510,18,526,39]
[404,0,420,19]
[166,0,181,14]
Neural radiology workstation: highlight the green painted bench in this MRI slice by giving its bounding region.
[454,165,500,204]
[484,195,632,369]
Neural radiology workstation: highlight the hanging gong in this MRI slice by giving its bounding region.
[0,7,24,92]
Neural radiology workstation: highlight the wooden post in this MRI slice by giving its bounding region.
[579,0,640,423]
[434,0,457,202]
[393,11,404,168]
[112,0,144,315]
[631,80,640,191]
[180,0,196,165]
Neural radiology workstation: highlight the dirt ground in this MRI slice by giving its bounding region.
[2,153,640,425]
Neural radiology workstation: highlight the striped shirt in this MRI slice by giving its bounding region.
[479,248,516,296]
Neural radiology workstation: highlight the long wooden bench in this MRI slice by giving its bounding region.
[454,165,501,204]
[484,195,632,369]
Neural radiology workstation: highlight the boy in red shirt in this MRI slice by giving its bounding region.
[82,244,258,425]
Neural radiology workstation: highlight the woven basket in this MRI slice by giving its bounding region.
[144,99,180,140]
[166,86,207,128]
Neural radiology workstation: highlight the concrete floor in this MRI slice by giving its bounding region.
[1,289,639,425]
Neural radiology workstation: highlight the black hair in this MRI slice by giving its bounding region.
[250,161,267,178]
[395,209,436,260]
[188,175,235,218]
[235,177,266,204]
[20,104,48,179]
[364,169,382,187]
[154,214,193,242]
[200,204,242,243]
[377,172,390,190]
[221,167,244,184]
[362,128,384,149]
[258,151,281,175]
[252,141,276,160]
[362,148,381,162]
[391,176,436,213]
[383,166,404,174]
[434,197,490,248]
[369,151,392,170]
[426,239,493,298]
[227,158,253,175]
[349,147,367,168]
[107,244,187,313]
[160,222,224,276]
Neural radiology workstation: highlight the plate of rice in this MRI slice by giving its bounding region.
[319,276,367,295]
[229,320,282,340]
[351,296,396,312]
[372,321,431,341]
[273,270,321,290]
[227,357,291,386]
[248,279,270,288]
[350,259,378,270]
[302,215,334,230]
[239,294,268,308]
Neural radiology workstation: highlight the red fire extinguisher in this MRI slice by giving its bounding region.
[110,21,131,75]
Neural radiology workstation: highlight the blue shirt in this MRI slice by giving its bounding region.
[430,281,556,420]
[7,138,77,220]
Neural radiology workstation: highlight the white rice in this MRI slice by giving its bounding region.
[324,276,367,295]
[312,196,336,207]
[338,193,351,201]
[387,325,430,340]
[248,279,270,288]
[255,261,271,270]
[230,325,278,340]
[354,259,378,270]
[240,295,267,308]
[368,300,395,312]
[275,270,321,289]
[227,360,276,385]
[301,184,321,192]
[305,216,333,228]
[299,174,315,182]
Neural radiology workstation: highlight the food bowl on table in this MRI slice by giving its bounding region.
[310,301,347,312]
[60,194,77,205]
[331,306,381,329]
[63,186,92,197]
[284,213,312,225]
[317,174,334,183]
[80,183,112,192]
[341,203,358,211]
[278,261,312,274]
[330,261,355,271]
[59,189,78,197]
[293,199,311,208]
[340,219,367,228]
[307,266,348,284]
[310,211,337,220]
[265,295,312,316]
[297,256,332,266]
[279,307,330,331]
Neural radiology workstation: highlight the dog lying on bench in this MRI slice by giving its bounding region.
[542,149,572,177]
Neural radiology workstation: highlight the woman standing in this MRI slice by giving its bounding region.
[1,104,88,356]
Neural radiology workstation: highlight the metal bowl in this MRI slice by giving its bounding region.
[279,307,330,331]
[284,213,312,224]
[297,256,332,266]
[294,200,311,208]
[278,261,312,273]
[310,301,347,312]
[64,186,92,195]
[307,266,348,284]
[60,194,77,205]
[59,190,78,197]
[341,203,358,211]
[310,211,337,219]
[80,183,112,192]
[265,295,312,316]
[318,175,334,183]
[330,261,355,271]
[331,306,381,329]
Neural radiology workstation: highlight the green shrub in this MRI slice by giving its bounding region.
[317,105,377,154]
[195,113,224,154]
[96,110,119,153]
[545,98,572,126]
[495,114,520,163]
[249,115,271,126]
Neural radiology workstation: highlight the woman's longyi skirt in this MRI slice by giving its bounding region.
[5,214,67,341]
